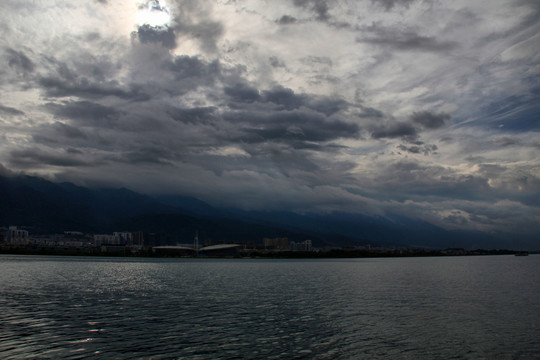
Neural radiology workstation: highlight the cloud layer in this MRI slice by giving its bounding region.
[0,0,539,239]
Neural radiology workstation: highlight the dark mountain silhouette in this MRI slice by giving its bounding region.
[1,174,528,249]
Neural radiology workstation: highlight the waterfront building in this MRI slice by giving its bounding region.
[94,234,116,246]
[114,232,133,245]
[132,231,144,247]
[263,237,289,250]
[290,239,313,251]
[5,226,29,246]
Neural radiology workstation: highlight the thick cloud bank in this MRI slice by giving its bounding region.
[0,0,539,240]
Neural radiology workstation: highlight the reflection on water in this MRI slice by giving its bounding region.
[0,255,539,359]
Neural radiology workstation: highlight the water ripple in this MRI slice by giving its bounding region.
[0,255,539,359]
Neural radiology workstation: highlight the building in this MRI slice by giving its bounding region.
[290,240,313,251]
[263,237,289,250]
[5,226,29,246]
[114,232,133,245]
[132,231,144,247]
[94,234,116,246]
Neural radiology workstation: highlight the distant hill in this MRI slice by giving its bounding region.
[0,174,353,247]
[0,174,175,233]
[0,174,531,249]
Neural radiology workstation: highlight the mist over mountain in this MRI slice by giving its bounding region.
[0,174,535,250]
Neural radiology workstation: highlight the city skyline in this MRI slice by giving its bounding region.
[0,0,539,240]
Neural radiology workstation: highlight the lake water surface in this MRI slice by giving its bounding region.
[0,254,538,359]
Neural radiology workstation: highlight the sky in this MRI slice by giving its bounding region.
[0,0,539,237]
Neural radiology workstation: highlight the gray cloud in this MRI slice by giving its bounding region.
[119,147,174,165]
[9,148,96,168]
[6,48,34,73]
[262,86,307,109]
[371,122,417,140]
[137,25,177,49]
[0,0,538,241]
[410,111,451,129]
[224,109,359,145]
[48,122,88,140]
[277,15,297,24]
[0,104,24,116]
[224,83,261,103]
[371,0,417,11]
[170,2,224,54]
[162,55,221,90]
[300,56,333,67]
[269,56,286,68]
[293,0,330,21]
[38,76,148,101]
[167,106,217,125]
[360,25,459,52]
[45,101,122,128]
[397,143,438,155]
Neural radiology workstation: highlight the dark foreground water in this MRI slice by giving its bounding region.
[0,255,539,359]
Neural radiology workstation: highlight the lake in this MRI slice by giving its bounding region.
[0,254,538,359]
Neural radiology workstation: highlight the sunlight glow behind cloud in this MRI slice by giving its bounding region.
[137,0,171,28]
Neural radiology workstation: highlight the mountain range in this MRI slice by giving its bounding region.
[0,174,534,250]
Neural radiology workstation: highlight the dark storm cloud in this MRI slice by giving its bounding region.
[31,122,93,147]
[167,106,217,125]
[277,15,297,24]
[51,122,88,140]
[371,122,417,139]
[371,110,451,144]
[262,86,307,109]
[410,111,451,129]
[371,0,417,11]
[6,48,34,73]
[0,104,24,116]
[370,160,497,203]
[31,122,89,144]
[38,76,148,101]
[293,0,330,21]
[224,84,348,116]
[9,148,95,168]
[224,110,360,145]
[357,105,385,119]
[224,83,261,103]
[45,101,122,127]
[360,25,458,52]
[137,25,177,49]
[308,98,348,116]
[163,55,221,83]
[120,147,174,165]
[35,55,149,100]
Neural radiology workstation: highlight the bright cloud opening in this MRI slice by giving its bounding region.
[137,0,171,28]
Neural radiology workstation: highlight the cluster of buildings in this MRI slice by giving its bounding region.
[0,226,145,254]
[0,226,316,256]
[263,237,312,251]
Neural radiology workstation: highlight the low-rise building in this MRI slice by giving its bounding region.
[5,226,29,246]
